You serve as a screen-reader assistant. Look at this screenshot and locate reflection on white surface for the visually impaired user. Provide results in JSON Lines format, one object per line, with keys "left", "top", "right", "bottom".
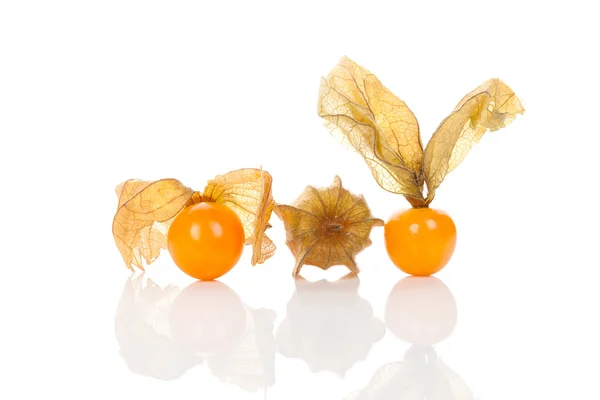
{"left": 276, "top": 274, "right": 385, "bottom": 377}
{"left": 346, "top": 277, "right": 474, "bottom": 400}
{"left": 115, "top": 275, "right": 200, "bottom": 380}
{"left": 385, "top": 277, "right": 457, "bottom": 346}
{"left": 345, "top": 345, "right": 474, "bottom": 400}
{"left": 115, "top": 274, "right": 276, "bottom": 392}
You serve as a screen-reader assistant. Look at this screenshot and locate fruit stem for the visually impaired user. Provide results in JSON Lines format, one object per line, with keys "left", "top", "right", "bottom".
{"left": 405, "top": 195, "right": 428, "bottom": 208}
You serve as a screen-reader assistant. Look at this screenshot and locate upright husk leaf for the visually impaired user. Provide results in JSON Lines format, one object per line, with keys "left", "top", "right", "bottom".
{"left": 423, "top": 78, "right": 524, "bottom": 202}
{"left": 203, "top": 168, "right": 276, "bottom": 265}
{"left": 318, "top": 56, "right": 425, "bottom": 207}
{"left": 112, "top": 179, "right": 199, "bottom": 271}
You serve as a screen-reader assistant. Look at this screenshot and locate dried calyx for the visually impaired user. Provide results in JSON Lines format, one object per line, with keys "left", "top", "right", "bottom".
{"left": 275, "top": 176, "right": 383, "bottom": 277}
{"left": 317, "top": 56, "right": 525, "bottom": 207}
{"left": 112, "top": 168, "right": 275, "bottom": 271}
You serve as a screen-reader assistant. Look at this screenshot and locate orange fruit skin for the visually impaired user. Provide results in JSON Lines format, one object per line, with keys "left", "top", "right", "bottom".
{"left": 167, "top": 202, "right": 245, "bottom": 280}
{"left": 384, "top": 208, "right": 457, "bottom": 276}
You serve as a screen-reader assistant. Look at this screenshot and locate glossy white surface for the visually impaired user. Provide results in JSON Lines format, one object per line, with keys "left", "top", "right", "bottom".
{"left": 1, "top": 0, "right": 599, "bottom": 398}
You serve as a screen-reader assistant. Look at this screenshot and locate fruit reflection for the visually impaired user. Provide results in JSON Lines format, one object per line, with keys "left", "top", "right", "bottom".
{"left": 385, "top": 276, "right": 457, "bottom": 345}
{"left": 115, "top": 274, "right": 276, "bottom": 392}
{"left": 345, "top": 344, "right": 474, "bottom": 400}
{"left": 170, "top": 281, "right": 247, "bottom": 356}
{"left": 208, "top": 307, "right": 277, "bottom": 392}
{"left": 114, "top": 275, "right": 200, "bottom": 380}
{"left": 276, "top": 274, "right": 385, "bottom": 377}
{"left": 346, "top": 276, "right": 473, "bottom": 399}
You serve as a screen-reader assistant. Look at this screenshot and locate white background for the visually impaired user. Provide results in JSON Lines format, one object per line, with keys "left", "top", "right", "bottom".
{"left": 1, "top": 0, "right": 599, "bottom": 399}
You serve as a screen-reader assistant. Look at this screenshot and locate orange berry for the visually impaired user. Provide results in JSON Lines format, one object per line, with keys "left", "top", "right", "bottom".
{"left": 167, "top": 202, "right": 245, "bottom": 280}
{"left": 384, "top": 208, "right": 457, "bottom": 276}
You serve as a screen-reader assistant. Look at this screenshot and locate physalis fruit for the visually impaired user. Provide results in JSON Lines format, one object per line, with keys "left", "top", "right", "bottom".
{"left": 112, "top": 168, "right": 275, "bottom": 280}
{"left": 318, "top": 57, "right": 524, "bottom": 276}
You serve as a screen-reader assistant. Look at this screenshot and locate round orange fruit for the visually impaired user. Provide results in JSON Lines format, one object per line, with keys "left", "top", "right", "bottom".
{"left": 384, "top": 208, "right": 457, "bottom": 276}
{"left": 167, "top": 202, "right": 245, "bottom": 280}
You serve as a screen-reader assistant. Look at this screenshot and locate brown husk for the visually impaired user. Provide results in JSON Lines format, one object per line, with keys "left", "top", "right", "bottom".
{"left": 274, "top": 176, "right": 383, "bottom": 277}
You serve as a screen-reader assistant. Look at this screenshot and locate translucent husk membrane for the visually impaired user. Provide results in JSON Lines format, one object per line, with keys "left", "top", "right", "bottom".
{"left": 318, "top": 56, "right": 525, "bottom": 207}
{"left": 112, "top": 168, "right": 275, "bottom": 271}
